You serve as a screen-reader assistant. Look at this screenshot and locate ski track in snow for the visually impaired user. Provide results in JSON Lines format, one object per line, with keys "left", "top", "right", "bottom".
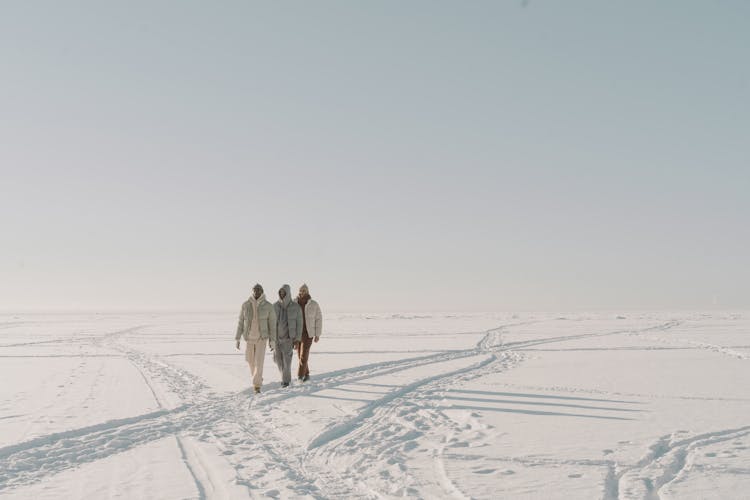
{"left": 0, "top": 317, "right": 738, "bottom": 499}
{"left": 611, "top": 426, "right": 750, "bottom": 500}
{"left": 621, "top": 323, "right": 749, "bottom": 361}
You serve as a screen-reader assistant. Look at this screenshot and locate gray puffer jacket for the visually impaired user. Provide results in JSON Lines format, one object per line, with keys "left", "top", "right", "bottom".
{"left": 274, "top": 284, "right": 303, "bottom": 342}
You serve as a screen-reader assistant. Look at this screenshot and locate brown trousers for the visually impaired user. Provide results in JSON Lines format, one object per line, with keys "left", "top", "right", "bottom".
{"left": 296, "top": 331, "right": 313, "bottom": 378}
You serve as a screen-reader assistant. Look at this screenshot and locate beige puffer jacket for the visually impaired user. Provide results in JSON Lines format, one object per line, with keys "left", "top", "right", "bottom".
{"left": 235, "top": 294, "right": 278, "bottom": 342}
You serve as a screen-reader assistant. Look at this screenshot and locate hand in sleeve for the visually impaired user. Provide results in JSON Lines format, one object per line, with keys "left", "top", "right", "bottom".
{"left": 269, "top": 308, "right": 278, "bottom": 344}
{"left": 235, "top": 306, "right": 245, "bottom": 346}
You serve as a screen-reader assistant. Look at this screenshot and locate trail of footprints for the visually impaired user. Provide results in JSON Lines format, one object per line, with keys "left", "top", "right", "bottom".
{"left": 3, "top": 319, "right": 730, "bottom": 500}
{"left": 0, "top": 321, "right": 513, "bottom": 497}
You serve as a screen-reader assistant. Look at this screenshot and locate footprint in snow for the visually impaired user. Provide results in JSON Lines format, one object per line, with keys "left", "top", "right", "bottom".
{"left": 402, "top": 441, "right": 418, "bottom": 452}
{"left": 705, "top": 452, "right": 717, "bottom": 457}
{"left": 602, "top": 449, "right": 613, "bottom": 455}
{"left": 568, "top": 473, "right": 583, "bottom": 478}
{"left": 473, "top": 468, "right": 496, "bottom": 475}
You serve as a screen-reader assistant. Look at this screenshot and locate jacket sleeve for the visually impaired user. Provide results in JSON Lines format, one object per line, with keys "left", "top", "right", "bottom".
{"left": 235, "top": 304, "right": 245, "bottom": 341}
{"left": 273, "top": 303, "right": 280, "bottom": 337}
{"left": 295, "top": 304, "right": 303, "bottom": 341}
{"left": 268, "top": 306, "right": 278, "bottom": 343}
{"left": 314, "top": 302, "right": 323, "bottom": 338}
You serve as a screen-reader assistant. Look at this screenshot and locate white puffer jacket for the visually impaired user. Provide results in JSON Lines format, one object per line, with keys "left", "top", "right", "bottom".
{"left": 300, "top": 298, "right": 323, "bottom": 338}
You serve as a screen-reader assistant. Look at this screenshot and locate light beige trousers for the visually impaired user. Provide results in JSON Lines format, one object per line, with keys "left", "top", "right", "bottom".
{"left": 245, "top": 337, "right": 266, "bottom": 388}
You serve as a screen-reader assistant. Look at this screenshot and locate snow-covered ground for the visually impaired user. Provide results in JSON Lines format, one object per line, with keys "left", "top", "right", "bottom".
{"left": 0, "top": 311, "right": 748, "bottom": 499}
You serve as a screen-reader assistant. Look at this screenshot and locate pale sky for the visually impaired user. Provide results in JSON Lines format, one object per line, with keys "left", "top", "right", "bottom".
{"left": 1, "top": 1, "right": 748, "bottom": 312}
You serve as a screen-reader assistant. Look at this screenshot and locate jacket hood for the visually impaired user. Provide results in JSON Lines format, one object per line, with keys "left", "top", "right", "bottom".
{"left": 278, "top": 284, "right": 292, "bottom": 307}
{"left": 249, "top": 293, "right": 266, "bottom": 305}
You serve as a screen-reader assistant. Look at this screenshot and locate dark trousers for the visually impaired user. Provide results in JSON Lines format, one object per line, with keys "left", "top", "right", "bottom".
{"left": 296, "top": 331, "right": 313, "bottom": 378}
{"left": 274, "top": 338, "right": 294, "bottom": 384}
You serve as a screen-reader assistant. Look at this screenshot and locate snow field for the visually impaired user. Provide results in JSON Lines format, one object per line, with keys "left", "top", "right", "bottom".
{"left": 0, "top": 311, "right": 748, "bottom": 499}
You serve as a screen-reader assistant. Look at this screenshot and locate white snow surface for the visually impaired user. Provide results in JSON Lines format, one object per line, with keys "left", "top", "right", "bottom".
{"left": 1, "top": 311, "right": 748, "bottom": 499}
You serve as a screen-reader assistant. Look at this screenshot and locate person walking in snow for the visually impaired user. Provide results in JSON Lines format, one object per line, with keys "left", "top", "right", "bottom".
{"left": 273, "top": 284, "right": 303, "bottom": 387}
{"left": 295, "top": 283, "right": 322, "bottom": 382}
{"left": 235, "top": 284, "right": 277, "bottom": 394}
